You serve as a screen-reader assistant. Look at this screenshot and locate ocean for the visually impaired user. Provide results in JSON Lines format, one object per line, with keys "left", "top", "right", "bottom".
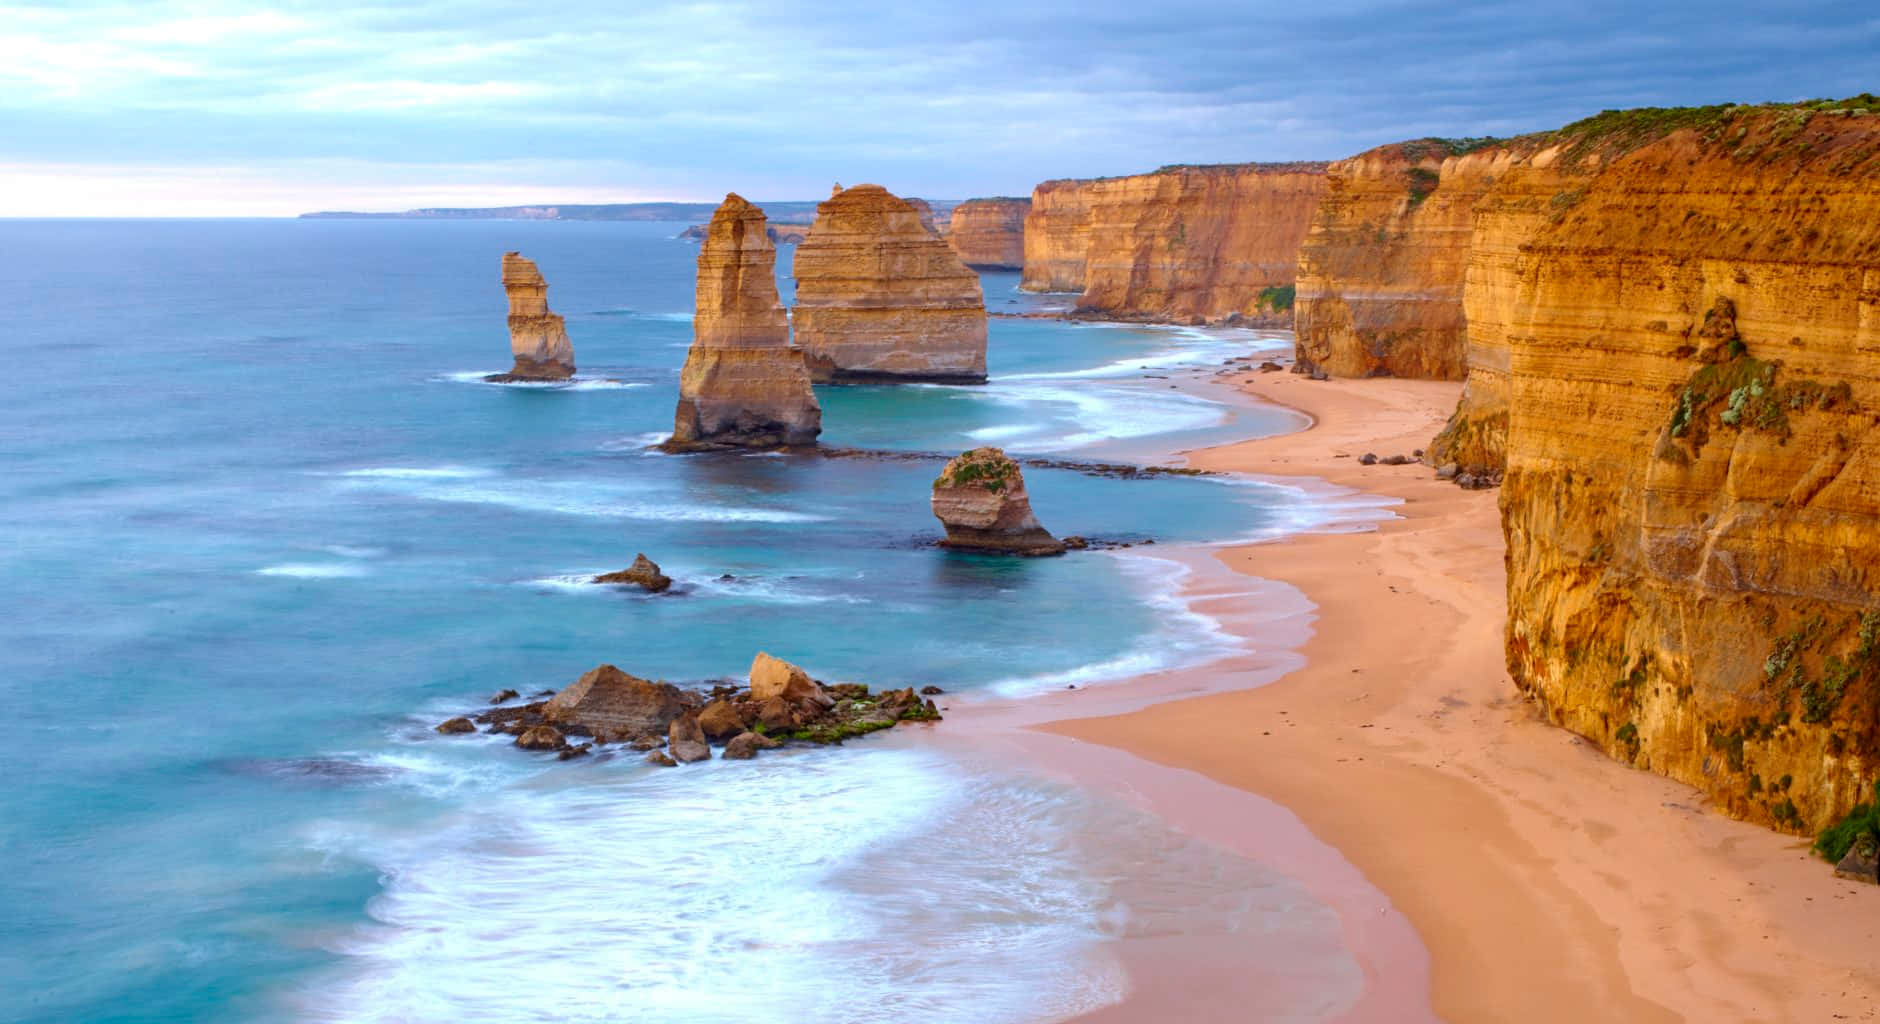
{"left": 2, "top": 218, "right": 1372, "bottom": 1021}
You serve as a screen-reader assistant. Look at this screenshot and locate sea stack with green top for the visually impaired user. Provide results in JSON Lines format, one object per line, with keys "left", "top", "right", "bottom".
{"left": 931, "top": 447, "right": 1066, "bottom": 556}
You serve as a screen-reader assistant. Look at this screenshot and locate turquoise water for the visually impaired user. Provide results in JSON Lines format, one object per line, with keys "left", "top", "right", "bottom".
{"left": 0, "top": 219, "right": 1354, "bottom": 1022}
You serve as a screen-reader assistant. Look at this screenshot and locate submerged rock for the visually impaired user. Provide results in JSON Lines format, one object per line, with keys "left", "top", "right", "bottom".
{"left": 435, "top": 716, "right": 476, "bottom": 735}
{"left": 931, "top": 447, "right": 1066, "bottom": 556}
{"left": 722, "top": 730, "right": 781, "bottom": 760}
{"left": 664, "top": 194, "right": 822, "bottom": 451}
{"left": 515, "top": 724, "right": 566, "bottom": 751}
{"left": 593, "top": 553, "right": 673, "bottom": 593}
{"left": 487, "top": 252, "right": 575, "bottom": 381}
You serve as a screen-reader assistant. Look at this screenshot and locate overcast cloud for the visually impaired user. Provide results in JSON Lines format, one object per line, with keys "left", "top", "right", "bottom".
{"left": 2, "top": 0, "right": 1874, "bottom": 214}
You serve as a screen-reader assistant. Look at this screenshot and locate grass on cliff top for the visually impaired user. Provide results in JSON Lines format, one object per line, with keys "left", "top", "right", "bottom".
{"left": 935, "top": 450, "right": 1018, "bottom": 493}
{"left": 1397, "top": 137, "right": 1504, "bottom": 162}
{"left": 1553, "top": 94, "right": 1880, "bottom": 164}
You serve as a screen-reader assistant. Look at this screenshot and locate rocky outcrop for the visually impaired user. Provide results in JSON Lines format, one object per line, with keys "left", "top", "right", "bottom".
{"left": 489, "top": 252, "right": 576, "bottom": 381}
{"left": 1019, "top": 164, "right": 1328, "bottom": 324}
{"left": 542, "top": 664, "right": 694, "bottom": 742}
{"left": 1484, "top": 100, "right": 1880, "bottom": 836}
{"left": 947, "top": 197, "right": 1030, "bottom": 269}
{"left": 593, "top": 554, "right": 672, "bottom": 592}
{"left": 931, "top": 447, "right": 1066, "bottom": 555}
{"left": 791, "top": 185, "right": 988, "bottom": 384}
{"left": 665, "top": 194, "right": 823, "bottom": 451}
{"left": 437, "top": 655, "right": 943, "bottom": 757}
{"left": 1293, "top": 140, "right": 1504, "bottom": 379}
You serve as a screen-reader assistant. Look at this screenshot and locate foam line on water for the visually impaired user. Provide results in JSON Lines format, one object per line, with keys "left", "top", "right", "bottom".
{"left": 301, "top": 746, "right": 1123, "bottom": 1023}
{"left": 339, "top": 474, "right": 829, "bottom": 524}
{"left": 437, "top": 371, "right": 648, "bottom": 390}
{"left": 255, "top": 563, "right": 370, "bottom": 579}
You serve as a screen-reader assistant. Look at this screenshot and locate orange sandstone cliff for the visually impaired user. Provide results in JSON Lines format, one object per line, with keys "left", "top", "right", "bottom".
{"left": 791, "top": 185, "right": 988, "bottom": 384}
{"left": 1020, "top": 164, "right": 1328, "bottom": 324}
{"left": 665, "top": 194, "right": 821, "bottom": 450}
{"left": 1293, "top": 140, "right": 1504, "bottom": 379}
{"left": 491, "top": 252, "right": 576, "bottom": 380}
{"left": 946, "top": 197, "right": 1030, "bottom": 270}
{"left": 1486, "top": 102, "right": 1880, "bottom": 835}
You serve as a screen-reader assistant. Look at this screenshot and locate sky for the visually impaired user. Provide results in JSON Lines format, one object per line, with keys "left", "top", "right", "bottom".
{"left": 2, "top": 1, "right": 1875, "bottom": 216}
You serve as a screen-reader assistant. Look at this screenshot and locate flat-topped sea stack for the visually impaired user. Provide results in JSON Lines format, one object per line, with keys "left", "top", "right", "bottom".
{"left": 1020, "top": 163, "right": 1328, "bottom": 324}
{"left": 488, "top": 252, "right": 576, "bottom": 381}
{"left": 947, "top": 197, "right": 1030, "bottom": 270}
{"left": 664, "top": 194, "right": 822, "bottom": 451}
{"left": 791, "top": 184, "right": 988, "bottom": 384}
{"left": 931, "top": 447, "right": 1065, "bottom": 556}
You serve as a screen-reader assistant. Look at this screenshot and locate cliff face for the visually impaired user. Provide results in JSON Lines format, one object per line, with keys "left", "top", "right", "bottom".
{"left": 947, "top": 197, "right": 1030, "bottom": 270}
{"left": 1490, "top": 103, "right": 1880, "bottom": 834}
{"left": 1019, "top": 164, "right": 1328, "bottom": 323}
{"left": 666, "top": 194, "right": 822, "bottom": 450}
{"left": 791, "top": 184, "right": 988, "bottom": 384}
{"left": 1293, "top": 142, "right": 1503, "bottom": 380}
{"left": 494, "top": 252, "right": 575, "bottom": 380}
{"left": 1020, "top": 179, "right": 1092, "bottom": 292}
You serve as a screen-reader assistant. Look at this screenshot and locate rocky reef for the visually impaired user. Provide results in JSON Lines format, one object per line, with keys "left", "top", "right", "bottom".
{"left": 435, "top": 654, "right": 943, "bottom": 761}
{"left": 1019, "top": 163, "right": 1328, "bottom": 324}
{"left": 665, "top": 194, "right": 822, "bottom": 451}
{"left": 488, "top": 252, "right": 576, "bottom": 381}
{"left": 593, "top": 553, "right": 671, "bottom": 592}
{"left": 946, "top": 197, "right": 1030, "bottom": 270}
{"left": 931, "top": 447, "right": 1066, "bottom": 555}
{"left": 1479, "top": 100, "right": 1880, "bottom": 837}
{"left": 791, "top": 184, "right": 988, "bottom": 384}
{"left": 1293, "top": 139, "right": 1503, "bottom": 379}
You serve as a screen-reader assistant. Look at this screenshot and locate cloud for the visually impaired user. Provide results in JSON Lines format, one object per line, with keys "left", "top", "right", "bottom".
{"left": 3, "top": 0, "right": 1874, "bottom": 214}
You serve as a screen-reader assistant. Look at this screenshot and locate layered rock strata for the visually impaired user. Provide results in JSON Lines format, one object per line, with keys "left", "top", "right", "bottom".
{"left": 1485, "top": 101, "right": 1880, "bottom": 835}
{"left": 791, "top": 185, "right": 988, "bottom": 384}
{"left": 947, "top": 197, "right": 1030, "bottom": 269}
{"left": 665, "top": 194, "right": 822, "bottom": 451}
{"left": 1293, "top": 140, "right": 1503, "bottom": 379}
{"left": 490, "top": 252, "right": 575, "bottom": 380}
{"left": 1019, "top": 164, "right": 1328, "bottom": 324}
{"left": 931, "top": 447, "right": 1066, "bottom": 555}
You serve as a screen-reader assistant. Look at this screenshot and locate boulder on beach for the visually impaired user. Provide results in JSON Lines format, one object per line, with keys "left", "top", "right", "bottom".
{"left": 930, "top": 447, "right": 1066, "bottom": 556}
{"left": 749, "top": 651, "right": 833, "bottom": 706}
{"left": 697, "top": 699, "right": 749, "bottom": 741}
{"left": 542, "top": 664, "right": 693, "bottom": 742}
{"left": 593, "top": 553, "right": 673, "bottom": 593}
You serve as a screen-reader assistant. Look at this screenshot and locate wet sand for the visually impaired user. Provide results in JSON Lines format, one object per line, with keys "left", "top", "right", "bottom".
{"left": 999, "top": 368, "right": 1879, "bottom": 1021}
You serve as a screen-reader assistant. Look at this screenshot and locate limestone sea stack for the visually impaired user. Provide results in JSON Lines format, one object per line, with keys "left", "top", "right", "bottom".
{"left": 931, "top": 447, "right": 1065, "bottom": 555}
{"left": 947, "top": 197, "right": 1030, "bottom": 270}
{"left": 664, "top": 194, "right": 822, "bottom": 451}
{"left": 489, "top": 252, "right": 576, "bottom": 381}
{"left": 791, "top": 184, "right": 988, "bottom": 384}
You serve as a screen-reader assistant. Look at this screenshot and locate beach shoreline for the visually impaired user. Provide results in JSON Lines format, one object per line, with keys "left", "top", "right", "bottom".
{"left": 969, "top": 367, "right": 1879, "bottom": 1022}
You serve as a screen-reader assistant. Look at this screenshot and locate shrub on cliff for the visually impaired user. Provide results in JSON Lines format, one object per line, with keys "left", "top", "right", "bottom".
{"left": 1815, "top": 781, "right": 1880, "bottom": 864}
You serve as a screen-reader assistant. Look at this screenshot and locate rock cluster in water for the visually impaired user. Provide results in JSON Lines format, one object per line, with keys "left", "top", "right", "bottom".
{"left": 931, "top": 447, "right": 1066, "bottom": 555}
{"left": 791, "top": 184, "right": 988, "bottom": 384}
{"left": 488, "top": 252, "right": 576, "bottom": 381}
{"left": 435, "top": 654, "right": 942, "bottom": 762}
{"left": 665, "top": 194, "right": 823, "bottom": 451}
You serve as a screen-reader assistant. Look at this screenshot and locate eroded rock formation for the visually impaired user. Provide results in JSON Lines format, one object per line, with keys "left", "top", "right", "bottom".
{"left": 1293, "top": 140, "right": 1504, "bottom": 379}
{"left": 665, "top": 194, "right": 822, "bottom": 451}
{"left": 791, "top": 184, "right": 988, "bottom": 384}
{"left": 931, "top": 447, "right": 1066, "bottom": 555}
{"left": 947, "top": 197, "right": 1030, "bottom": 270}
{"left": 490, "top": 252, "right": 576, "bottom": 381}
{"left": 593, "top": 554, "right": 672, "bottom": 592}
{"left": 1019, "top": 164, "right": 1328, "bottom": 324}
{"left": 1482, "top": 101, "right": 1880, "bottom": 835}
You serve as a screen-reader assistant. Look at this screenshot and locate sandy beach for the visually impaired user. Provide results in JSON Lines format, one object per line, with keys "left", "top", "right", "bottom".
{"left": 998, "top": 368, "right": 1880, "bottom": 1021}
